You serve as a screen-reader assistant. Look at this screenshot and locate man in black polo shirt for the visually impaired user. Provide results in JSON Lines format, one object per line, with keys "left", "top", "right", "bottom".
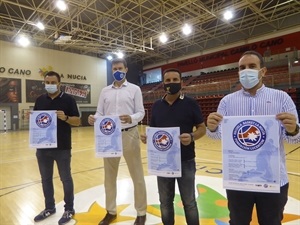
{"left": 33, "top": 71, "right": 80, "bottom": 225}
{"left": 141, "top": 68, "right": 206, "bottom": 225}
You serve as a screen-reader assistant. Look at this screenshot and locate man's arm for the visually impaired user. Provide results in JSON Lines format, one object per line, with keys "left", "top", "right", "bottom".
{"left": 89, "top": 89, "right": 105, "bottom": 126}
{"left": 206, "top": 96, "right": 227, "bottom": 140}
{"left": 63, "top": 114, "right": 80, "bottom": 126}
{"left": 180, "top": 122, "right": 206, "bottom": 146}
{"left": 64, "top": 96, "right": 81, "bottom": 126}
{"left": 130, "top": 87, "right": 145, "bottom": 124}
{"left": 193, "top": 122, "right": 206, "bottom": 140}
{"left": 276, "top": 93, "right": 300, "bottom": 144}
{"left": 56, "top": 98, "right": 81, "bottom": 126}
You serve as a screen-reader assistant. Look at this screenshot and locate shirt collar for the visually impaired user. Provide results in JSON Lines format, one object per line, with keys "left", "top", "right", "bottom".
{"left": 46, "top": 91, "right": 64, "bottom": 99}
{"left": 112, "top": 79, "right": 128, "bottom": 88}
{"left": 162, "top": 92, "right": 185, "bottom": 101}
{"left": 242, "top": 84, "right": 266, "bottom": 96}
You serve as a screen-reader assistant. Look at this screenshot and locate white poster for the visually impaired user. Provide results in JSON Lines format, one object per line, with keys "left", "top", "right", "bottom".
{"left": 221, "top": 115, "right": 280, "bottom": 193}
{"left": 29, "top": 110, "right": 57, "bottom": 148}
{"left": 94, "top": 116, "right": 122, "bottom": 157}
{"left": 146, "top": 127, "right": 181, "bottom": 177}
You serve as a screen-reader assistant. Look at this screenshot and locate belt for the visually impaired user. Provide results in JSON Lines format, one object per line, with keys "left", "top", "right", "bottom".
{"left": 121, "top": 125, "right": 137, "bottom": 132}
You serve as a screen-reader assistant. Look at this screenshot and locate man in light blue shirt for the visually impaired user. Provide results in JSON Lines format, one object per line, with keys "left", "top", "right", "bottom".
{"left": 207, "top": 50, "right": 300, "bottom": 225}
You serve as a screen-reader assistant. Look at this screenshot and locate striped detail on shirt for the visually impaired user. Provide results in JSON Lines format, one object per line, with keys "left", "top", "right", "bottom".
{"left": 206, "top": 85, "right": 300, "bottom": 187}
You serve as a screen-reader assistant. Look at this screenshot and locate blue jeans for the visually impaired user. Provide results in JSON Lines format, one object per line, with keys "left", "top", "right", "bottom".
{"left": 157, "top": 159, "right": 199, "bottom": 225}
{"left": 36, "top": 149, "right": 74, "bottom": 211}
{"left": 227, "top": 183, "right": 289, "bottom": 225}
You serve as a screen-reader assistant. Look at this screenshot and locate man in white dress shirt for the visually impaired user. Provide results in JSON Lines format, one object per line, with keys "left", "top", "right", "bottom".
{"left": 88, "top": 58, "right": 147, "bottom": 225}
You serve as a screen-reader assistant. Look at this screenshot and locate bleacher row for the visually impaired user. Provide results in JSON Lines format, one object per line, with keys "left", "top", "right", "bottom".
{"left": 141, "top": 66, "right": 300, "bottom": 125}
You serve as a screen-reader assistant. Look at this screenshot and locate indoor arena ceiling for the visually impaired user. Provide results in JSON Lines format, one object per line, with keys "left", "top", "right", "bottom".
{"left": 1, "top": 0, "right": 300, "bottom": 66}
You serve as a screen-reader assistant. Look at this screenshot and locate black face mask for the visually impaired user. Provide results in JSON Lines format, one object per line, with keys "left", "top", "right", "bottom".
{"left": 163, "top": 83, "right": 181, "bottom": 95}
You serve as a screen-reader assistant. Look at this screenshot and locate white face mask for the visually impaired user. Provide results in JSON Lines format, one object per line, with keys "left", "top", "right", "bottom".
{"left": 45, "top": 84, "right": 58, "bottom": 94}
{"left": 239, "top": 69, "right": 261, "bottom": 89}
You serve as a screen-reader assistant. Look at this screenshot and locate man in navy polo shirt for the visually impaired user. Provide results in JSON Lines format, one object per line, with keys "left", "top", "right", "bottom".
{"left": 141, "top": 68, "right": 206, "bottom": 225}
{"left": 33, "top": 71, "right": 80, "bottom": 225}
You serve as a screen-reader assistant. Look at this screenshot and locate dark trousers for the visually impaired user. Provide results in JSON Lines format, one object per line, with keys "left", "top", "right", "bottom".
{"left": 157, "top": 159, "right": 199, "bottom": 225}
{"left": 36, "top": 149, "right": 74, "bottom": 211}
{"left": 226, "top": 183, "right": 289, "bottom": 225}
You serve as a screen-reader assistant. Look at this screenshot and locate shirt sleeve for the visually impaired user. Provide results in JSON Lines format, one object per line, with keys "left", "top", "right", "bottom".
{"left": 192, "top": 98, "right": 204, "bottom": 125}
{"left": 281, "top": 93, "right": 300, "bottom": 144}
{"left": 131, "top": 86, "right": 145, "bottom": 124}
{"left": 69, "top": 96, "right": 80, "bottom": 117}
{"left": 95, "top": 89, "right": 104, "bottom": 118}
{"left": 206, "top": 97, "right": 225, "bottom": 140}
{"left": 33, "top": 95, "right": 41, "bottom": 110}
{"left": 150, "top": 102, "right": 157, "bottom": 127}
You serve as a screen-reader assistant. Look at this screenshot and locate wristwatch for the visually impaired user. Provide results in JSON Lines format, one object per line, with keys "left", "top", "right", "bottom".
{"left": 286, "top": 124, "right": 299, "bottom": 136}
{"left": 64, "top": 115, "right": 69, "bottom": 122}
{"left": 189, "top": 133, "right": 194, "bottom": 142}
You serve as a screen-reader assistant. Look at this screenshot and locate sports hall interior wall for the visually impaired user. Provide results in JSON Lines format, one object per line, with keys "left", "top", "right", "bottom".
{"left": 0, "top": 31, "right": 300, "bottom": 130}
{"left": 140, "top": 31, "right": 300, "bottom": 125}
{"left": 0, "top": 40, "right": 107, "bottom": 130}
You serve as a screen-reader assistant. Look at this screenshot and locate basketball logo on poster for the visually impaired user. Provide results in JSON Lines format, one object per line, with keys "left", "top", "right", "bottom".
{"left": 152, "top": 130, "right": 173, "bottom": 151}
{"left": 99, "top": 118, "right": 116, "bottom": 135}
{"left": 232, "top": 120, "right": 266, "bottom": 151}
{"left": 35, "top": 113, "right": 52, "bottom": 128}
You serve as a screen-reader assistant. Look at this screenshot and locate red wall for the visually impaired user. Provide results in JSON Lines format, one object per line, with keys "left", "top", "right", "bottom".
{"left": 146, "top": 31, "right": 300, "bottom": 73}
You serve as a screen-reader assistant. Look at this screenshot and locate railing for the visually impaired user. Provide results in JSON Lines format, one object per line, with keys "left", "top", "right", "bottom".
{"left": 142, "top": 72, "right": 300, "bottom": 103}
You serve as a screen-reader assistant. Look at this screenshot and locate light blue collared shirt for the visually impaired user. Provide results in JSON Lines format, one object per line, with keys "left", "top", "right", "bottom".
{"left": 207, "top": 85, "right": 300, "bottom": 186}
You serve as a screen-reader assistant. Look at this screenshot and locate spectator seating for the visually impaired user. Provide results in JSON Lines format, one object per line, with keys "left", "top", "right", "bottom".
{"left": 140, "top": 66, "right": 300, "bottom": 125}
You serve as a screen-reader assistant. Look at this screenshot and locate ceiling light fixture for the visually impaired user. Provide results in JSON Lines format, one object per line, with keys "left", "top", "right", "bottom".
{"left": 159, "top": 33, "right": 168, "bottom": 43}
{"left": 116, "top": 51, "right": 124, "bottom": 58}
{"left": 106, "top": 55, "right": 113, "bottom": 60}
{"left": 36, "top": 22, "right": 45, "bottom": 30}
{"left": 223, "top": 10, "right": 233, "bottom": 21}
{"left": 56, "top": 0, "right": 67, "bottom": 11}
{"left": 182, "top": 24, "right": 192, "bottom": 35}
{"left": 17, "top": 35, "right": 30, "bottom": 47}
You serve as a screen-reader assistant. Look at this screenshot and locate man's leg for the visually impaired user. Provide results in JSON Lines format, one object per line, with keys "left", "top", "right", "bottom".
{"left": 157, "top": 177, "right": 176, "bottom": 225}
{"left": 36, "top": 150, "right": 55, "bottom": 210}
{"left": 256, "top": 183, "right": 289, "bottom": 225}
{"left": 226, "top": 190, "right": 255, "bottom": 225}
{"left": 177, "top": 159, "right": 199, "bottom": 225}
{"left": 103, "top": 157, "right": 121, "bottom": 215}
{"left": 122, "top": 128, "right": 147, "bottom": 216}
{"left": 55, "top": 150, "right": 74, "bottom": 211}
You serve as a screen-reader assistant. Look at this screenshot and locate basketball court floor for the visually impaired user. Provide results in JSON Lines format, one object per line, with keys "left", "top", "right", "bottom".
{"left": 0, "top": 126, "right": 299, "bottom": 225}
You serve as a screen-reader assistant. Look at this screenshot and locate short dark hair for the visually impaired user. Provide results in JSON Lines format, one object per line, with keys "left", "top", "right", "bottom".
{"left": 162, "top": 68, "right": 182, "bottom": 80}
{"left": 112, "top": 58, "right": 127, "bottom": 68}
{"left": 241, "top": 51, "right": 265, "bottom": 68}
{"left": 44, "top": 71, "right": 61, "bottom": 82}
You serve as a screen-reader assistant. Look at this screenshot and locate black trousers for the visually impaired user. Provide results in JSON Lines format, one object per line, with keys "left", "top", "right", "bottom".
{"left": 226, "top": 183, "right": 289, "bottom": 225}
{"left": 36, "top": 149, "right": 74, "bottom": 211}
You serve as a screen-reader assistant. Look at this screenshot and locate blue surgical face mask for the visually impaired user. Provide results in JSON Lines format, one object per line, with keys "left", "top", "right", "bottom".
{"left": 239, "top": 69, "right": 261, "bottom": 89}
{"left": 45, "top": 84, "right": 58, "bottom": 94}
{"left": 113, "top": 70, "right": 126, "bottom": 81}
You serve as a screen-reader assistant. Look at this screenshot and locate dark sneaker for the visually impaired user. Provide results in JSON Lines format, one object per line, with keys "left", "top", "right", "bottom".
{"left": 34, "top": 208, "right": 56, "bottom": 222}
{"left": 58, "top": 209, "right": 75, "bottom": 225}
